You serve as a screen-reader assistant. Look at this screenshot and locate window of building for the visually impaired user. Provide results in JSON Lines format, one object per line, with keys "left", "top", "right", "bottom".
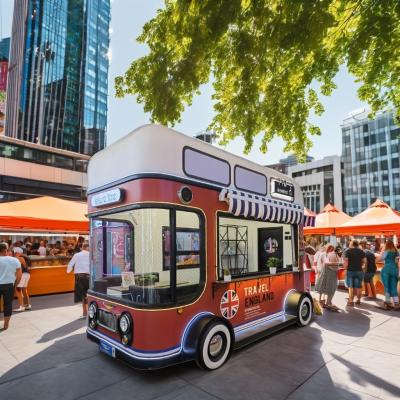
{"left": 392, "top": 158, "right": 400, "bottom": 169}
{"left": 380, "top": 146, "right": 387, "bottom": 156}
{"left": 390, "top": 128, "right": 400, "bottom": 141}
{"left": 380, "top": 160, "right": 388, "bottom": 170}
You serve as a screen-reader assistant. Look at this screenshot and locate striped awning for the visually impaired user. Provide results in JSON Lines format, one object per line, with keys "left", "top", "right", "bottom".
{"left": 219, "top": 189, "right": 315, "bottom": 227}
{"left": 303, "top": 214, "right": 316, "bottom": 227}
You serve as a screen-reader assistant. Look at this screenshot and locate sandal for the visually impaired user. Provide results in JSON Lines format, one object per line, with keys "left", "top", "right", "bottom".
{"left": 355, "top": 299, "right": 361, "bottom": 305}
{"left": 347, "top": 302, "right": 354, "bottom": 307}
{"left": 383, "top": 302, "right": 393, "bottom": 310}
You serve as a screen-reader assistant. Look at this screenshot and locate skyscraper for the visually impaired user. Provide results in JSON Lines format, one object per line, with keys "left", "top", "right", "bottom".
{"left": 5, "top": 0, "right": 110, "bottom": 156}
{"left": 342, "top": 109, "right": 400, "bottom": 215}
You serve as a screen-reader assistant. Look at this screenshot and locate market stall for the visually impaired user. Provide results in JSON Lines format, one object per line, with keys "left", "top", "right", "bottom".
{"left": 304, "top": 204, "right": 351, "bottom": 284}
{"left": 336, "top": 199, "right": 400, "bottom": 295}
{"left": 0, "top": 196, "right": 89, "bottom": 295}
{"left": 304, "top": 203, "right": 352, "bottom": 236}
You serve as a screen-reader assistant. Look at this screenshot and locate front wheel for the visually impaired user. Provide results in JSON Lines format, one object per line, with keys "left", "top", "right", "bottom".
{"left": 197, "top": 321, "right": 232, "bottom": 370}
{"left": 297, "top": 295, "right": 313, "bottom": 327}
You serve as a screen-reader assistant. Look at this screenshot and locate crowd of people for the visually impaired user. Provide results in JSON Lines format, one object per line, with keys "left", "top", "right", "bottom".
{"left": 0, "top": 236, "right": 89, "bottom": 331}
{"left": 305, "top": 238, "right": 400, "bottom": 311}
{"left": 3, "top": 236, "right": 86, "bottom": 257}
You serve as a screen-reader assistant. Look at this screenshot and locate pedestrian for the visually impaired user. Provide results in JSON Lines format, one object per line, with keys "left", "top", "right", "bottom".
{"left": 315, "top": 244, "right": 340, "bottom": 310}
{"left": 67, "top": 242, "right": 90, "bottom": 318}
{"left": 38, "top": 240, "right": 47, "bottom": 256}
{"left": 0, "top": 242, "right": 22, "bottom": 330}
{"left": 379, "top": 240, "right": 399, "bottom": 310}
{"left": 313, "top": 243, "right": 326, "bottom": 280}
{"left": 343, "top": 239, "right": 366, "bottom": 306}
{"left": 304, "top": 239, "right": 317, "bottom": 269}
{"left": 360, "top": 240, "right": 377, "bottom": 299}
{"left": 13, "top": 247, "right": 32, "bottom": 312}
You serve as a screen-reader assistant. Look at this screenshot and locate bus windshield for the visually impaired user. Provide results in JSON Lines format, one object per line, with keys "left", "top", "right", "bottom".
{"left": 90, "top": 206, "right": 205, "bottom": 308}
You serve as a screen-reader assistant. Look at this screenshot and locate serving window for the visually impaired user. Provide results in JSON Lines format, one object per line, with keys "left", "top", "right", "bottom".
{"left": 90, "top": 206, "right": 205, "bottom": 308}
{"left": 218, "top": 214, "right": 298, "bottom": 279}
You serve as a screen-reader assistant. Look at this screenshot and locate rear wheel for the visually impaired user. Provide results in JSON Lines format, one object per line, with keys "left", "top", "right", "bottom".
{"left": 197, "top": 321, "right": 231, "bottom": 370}
{"left": 297, "top": 295, "right": 313, "bottom": 327}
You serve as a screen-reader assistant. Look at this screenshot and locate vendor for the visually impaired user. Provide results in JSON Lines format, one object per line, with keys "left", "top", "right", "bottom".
{"left": 67, "top": 242, "right": 90, "bottom": 318}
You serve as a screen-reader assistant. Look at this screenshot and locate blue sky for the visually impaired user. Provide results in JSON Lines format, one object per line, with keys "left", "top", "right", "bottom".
{"left": 1, "top": 0, "right": 367, "bottom": 164}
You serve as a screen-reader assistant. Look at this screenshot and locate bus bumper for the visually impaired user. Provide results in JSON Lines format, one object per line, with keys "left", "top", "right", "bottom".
{"left": 86, "top": 328, "right": 189, "bottom": 370}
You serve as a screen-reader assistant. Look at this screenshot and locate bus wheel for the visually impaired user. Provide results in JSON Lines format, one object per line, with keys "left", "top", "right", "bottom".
{"left": 297, "top": 295, "right": 313, "bottom": 327}
{"left": 197, "top": 321, "right": 231, "bottom": 370}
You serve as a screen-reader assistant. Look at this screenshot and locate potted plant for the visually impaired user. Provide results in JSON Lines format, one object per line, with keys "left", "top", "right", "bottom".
{"left": 266, "top": 257, "right": 281, "bottom": 274}
{"left": 223, "top": 266, "right": 231, "bottom": 282}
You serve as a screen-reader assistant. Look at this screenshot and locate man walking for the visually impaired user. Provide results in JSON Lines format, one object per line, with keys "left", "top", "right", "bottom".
{"left": 67, "top": 242, "right": 90, "bottom": 318}
{"left": 0, "top": 242, "right": 22, "bottom": 330}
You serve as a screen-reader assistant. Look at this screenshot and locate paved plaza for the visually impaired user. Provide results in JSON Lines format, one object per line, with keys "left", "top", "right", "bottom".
{"left": 0, "top": 290, "right": 399, "bottom": 400}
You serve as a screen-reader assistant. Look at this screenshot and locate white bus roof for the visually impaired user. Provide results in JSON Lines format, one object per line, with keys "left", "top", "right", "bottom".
{"left": 88, "top": 124, "right": 303, "bottom": 205}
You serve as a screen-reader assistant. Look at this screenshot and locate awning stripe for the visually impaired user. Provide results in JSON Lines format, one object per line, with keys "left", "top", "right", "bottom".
{"left": 220, "top": 189, "right": 314, "bottom": 226}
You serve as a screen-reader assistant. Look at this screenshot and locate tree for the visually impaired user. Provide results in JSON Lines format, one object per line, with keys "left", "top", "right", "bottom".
{"left": 115, "top": 0, "right": 400, "bottom": 159}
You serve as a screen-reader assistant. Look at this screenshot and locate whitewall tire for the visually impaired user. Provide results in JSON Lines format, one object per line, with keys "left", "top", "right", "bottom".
{"left": 297, "top": 295, "right": 312, "bottom": 327}
{"left": 197, "top": 322, "right": 231, "bottom": 370}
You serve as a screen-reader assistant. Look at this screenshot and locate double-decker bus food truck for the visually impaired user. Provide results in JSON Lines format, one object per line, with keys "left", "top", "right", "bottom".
{"left": 86, "top": 125, "right": 315, "bottom": 370}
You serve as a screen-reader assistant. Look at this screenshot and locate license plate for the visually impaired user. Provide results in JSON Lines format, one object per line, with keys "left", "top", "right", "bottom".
{"left": 99, "top": 340, "right": 116, "bottom": 358}
{"left": 98, "top": 309, "right": 117, "bottom": 331}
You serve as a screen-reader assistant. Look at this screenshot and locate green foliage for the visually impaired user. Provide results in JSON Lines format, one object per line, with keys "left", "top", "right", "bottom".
{"left": 0, "top": 91, "right": 5, "bottom": 103}
{"left": 115, "top": 0, "right": 400, "bottom": 159}
{"left": 266, "top": 257, "right": 282, "bottom": 269}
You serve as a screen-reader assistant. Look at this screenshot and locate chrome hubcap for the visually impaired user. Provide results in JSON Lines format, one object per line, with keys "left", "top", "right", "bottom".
{"left": 301, "top": 303, "right": 309, "bottom": 318}
{"left": 209, "top": 334, "right": 223, "bottom": 357}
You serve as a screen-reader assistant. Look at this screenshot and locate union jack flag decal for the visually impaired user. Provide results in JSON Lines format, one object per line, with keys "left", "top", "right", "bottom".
{"left": 220, "top": 290, "right": 239, "bottom": 320}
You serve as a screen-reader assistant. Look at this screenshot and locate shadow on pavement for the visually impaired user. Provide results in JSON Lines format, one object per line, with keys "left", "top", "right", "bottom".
{"left": 0, "top": 325, "right": 366, "bottom": 400}
{"left": 332, "top": 354, "right": 400, "bottom": 398}
{"left": 13, "top": 293, "right": 75, "bottom": 312}
{"left": 37, "top": 318, "right": 87, "bottom": 343}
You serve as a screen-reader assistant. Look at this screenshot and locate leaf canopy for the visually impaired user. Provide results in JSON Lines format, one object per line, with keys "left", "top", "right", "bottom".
{"left": 115, "top": 0, "right": 400, "bottom": 160}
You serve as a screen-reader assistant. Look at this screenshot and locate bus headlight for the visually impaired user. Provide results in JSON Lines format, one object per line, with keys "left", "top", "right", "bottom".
{"left": 88, "top": 302, "right": 97, "bottom": 329}
{"left": 88, "top": 303, "right": 97, "bottom": 319}
{"left": 119, "top": 314, "right": 130, "bottom": 333}
{"left": 118, "top": 312, "right": 133, "bottom": 346}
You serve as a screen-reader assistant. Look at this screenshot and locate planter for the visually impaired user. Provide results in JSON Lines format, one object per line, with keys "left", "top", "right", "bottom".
{"left": 269, "top": 267, "right": 277, "bottom": 275}
{"left": 223, "top": 274, "right": 231, "bottom": 282}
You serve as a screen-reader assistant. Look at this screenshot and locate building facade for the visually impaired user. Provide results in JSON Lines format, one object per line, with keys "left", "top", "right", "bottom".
{"left": 267, "top": 154, "right": 314, "bottom": 175}
{"left": 0, "top": 37, "right": 11, "bottom": 132}
{"left": 342, "top": 109, "right": 400, "bottom": 215}
{"left": 5, "top": 0, "right": 110, "bottom": 156}
{"left": 0, "top": 135, "right": 89, "bottom": 202}
{"left": 288, "top": 155, "right": 343, "bottom": 213}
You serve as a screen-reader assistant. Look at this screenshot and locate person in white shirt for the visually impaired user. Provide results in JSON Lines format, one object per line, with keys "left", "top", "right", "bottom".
{"left": 38, "top": 240, "right": 47, "bottom": 256}
{"left": 0, "top": 242, "right": 22, "bottom": 330}
{"left": 67, "top": 242, "right": 90, "bottom": 318}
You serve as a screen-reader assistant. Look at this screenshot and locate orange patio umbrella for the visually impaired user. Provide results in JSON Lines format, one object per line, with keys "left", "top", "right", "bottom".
{"left": 335, "top": 199, "right": 400, "bottom": 236}
{"left": 0, "top": 196, "right": 89, "bottom": 233}
{"left": 304, "top": 203, "right": 352, "bottom": 235}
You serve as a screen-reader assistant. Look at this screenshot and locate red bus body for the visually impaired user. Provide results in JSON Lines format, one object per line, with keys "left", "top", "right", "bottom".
{"left": 86, "top": 125, "right": 314, "bottom": 370}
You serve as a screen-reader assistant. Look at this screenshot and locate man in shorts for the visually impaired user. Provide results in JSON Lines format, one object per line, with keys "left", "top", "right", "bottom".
{"left": 67, "top": 242, "right": 90, "bottom": 318}
{"left": 0, "top": 242, "right": 22, "bottom": 330}
{"left": 343, "top": 240, "right": 366, "bottom": 306}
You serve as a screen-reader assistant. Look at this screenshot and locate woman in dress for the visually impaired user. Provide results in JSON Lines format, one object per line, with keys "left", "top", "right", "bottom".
{"left": 379, "top": 240, "right": 399, "bottom": 310}
{"left": 315, "top": 244, "right": 340, "bottom": 310}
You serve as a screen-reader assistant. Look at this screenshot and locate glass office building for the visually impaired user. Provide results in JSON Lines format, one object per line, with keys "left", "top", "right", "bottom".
{"left": 6, "top": 0, "right": 110, "bottom": 156}
{"left": 342, "top": 109, "right": 400, "bottom": 215}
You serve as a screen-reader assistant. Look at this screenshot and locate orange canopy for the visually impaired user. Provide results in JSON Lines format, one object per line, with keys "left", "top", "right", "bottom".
{"left": 0, "top": 196, "right": 89, "bottom": 233}
{"left": 335, "top": 199, "right": 400, "bottom": 236}
{"left": 304, "top": 204, "right": 352, "bottom": 235}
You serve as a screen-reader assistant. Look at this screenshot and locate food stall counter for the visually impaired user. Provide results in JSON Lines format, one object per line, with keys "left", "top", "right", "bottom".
{"left": 28, "top": 255, "right": 74, "bottom": 296}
